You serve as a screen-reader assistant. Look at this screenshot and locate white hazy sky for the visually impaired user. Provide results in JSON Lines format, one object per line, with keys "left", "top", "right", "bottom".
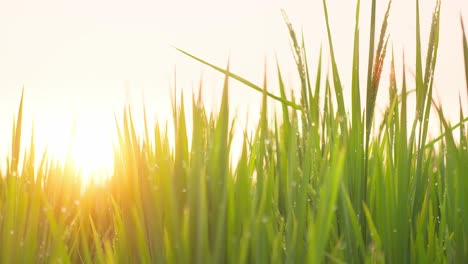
{"left": 0, "top": 0, "right": 467, "bottom": 169}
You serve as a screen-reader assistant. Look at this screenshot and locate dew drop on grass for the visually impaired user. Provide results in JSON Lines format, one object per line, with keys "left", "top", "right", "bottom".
{"left": 393, "top": 228, "right": 397, "bottom": 233}
{"left": 10, "top": 230, "right": 14, "bottom": 235}
{"left": 74, "top": 200, "right": 80, "bottom": 206}
{"left": 61, "top": 207, "right": 67, "bottom": 213}
{"left": 262, "top": 216, "right": 269, "bottom": 223}
{"left": 182, "top": 188, "right": 187, "bottom": 193}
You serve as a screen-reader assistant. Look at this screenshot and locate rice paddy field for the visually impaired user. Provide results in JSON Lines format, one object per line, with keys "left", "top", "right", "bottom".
{"left": 1, "top": 0, "right": 468, "bottom": 263}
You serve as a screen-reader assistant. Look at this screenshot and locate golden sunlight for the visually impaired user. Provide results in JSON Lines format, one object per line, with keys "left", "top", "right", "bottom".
{"left": 36, "top": 115, "right": 114, "bottom": 187}
{"left": 68, "top": 121, "right": 114, "bottom": 186}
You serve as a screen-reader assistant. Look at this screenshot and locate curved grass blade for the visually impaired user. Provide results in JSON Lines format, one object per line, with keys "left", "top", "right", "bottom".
{"left": 175, "top": 48, "right": 301, "bottom": 110}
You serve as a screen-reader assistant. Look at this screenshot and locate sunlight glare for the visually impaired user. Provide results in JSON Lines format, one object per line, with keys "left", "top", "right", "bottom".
{"left": 69, "top": 120, "right": 114, "bottom": 186}
{"left": 37, "top": 115, "right": 114, "bottom": 187}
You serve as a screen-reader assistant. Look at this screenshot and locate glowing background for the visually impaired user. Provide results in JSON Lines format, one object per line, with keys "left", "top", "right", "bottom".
{"left": 0, "top": 0, "right": 467, "bottom": 180}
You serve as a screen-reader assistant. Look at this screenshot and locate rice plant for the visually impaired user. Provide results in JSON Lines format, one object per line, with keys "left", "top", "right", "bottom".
{"left": 1, "top": 0, "right": 467, "bottom": 263}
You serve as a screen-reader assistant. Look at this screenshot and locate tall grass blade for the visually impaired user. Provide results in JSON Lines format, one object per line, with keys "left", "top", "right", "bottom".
{"left": 175, "top": 48, "right": 301, "bottom": 110}
{"left": 462, "top": 16, "right": 468, "bottom": 99}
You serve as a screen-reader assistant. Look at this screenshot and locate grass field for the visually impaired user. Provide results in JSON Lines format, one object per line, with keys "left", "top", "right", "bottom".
{"left": 1, "top": 0, "right": 468, "bottom": 263}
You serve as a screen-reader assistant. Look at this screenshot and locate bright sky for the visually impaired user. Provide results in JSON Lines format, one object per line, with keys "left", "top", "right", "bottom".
{"left": 0, "top": 0, "right": 467, "bottom": 178}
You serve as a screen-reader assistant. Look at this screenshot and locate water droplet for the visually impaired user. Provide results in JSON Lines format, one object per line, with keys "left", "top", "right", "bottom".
{"left": 10, "top": 230, "right": 14, "bottom": 235}
{"left": 61, "top": 207, "right": 67, "bottom": 213}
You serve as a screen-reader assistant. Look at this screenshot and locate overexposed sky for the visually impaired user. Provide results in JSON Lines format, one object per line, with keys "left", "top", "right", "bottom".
{"left": 0, "top": 0, "right": 467, "bottom": 170}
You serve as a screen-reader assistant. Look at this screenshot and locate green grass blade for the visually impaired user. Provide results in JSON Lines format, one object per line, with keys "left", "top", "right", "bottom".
{"left": 11, "top": 89, "right": 24, "bottom": 173}
{"left": 175, "top": 48, "right": 301, "bottom": 110}
{"left": 462, "top": 16, "right": 468, "bottom": 99}
{"left": 322, "top": 0, "right": 347, "bottom": 129}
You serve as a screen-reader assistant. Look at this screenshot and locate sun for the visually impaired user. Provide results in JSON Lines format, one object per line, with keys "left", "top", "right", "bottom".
{"left": 68, "top": 120, "right": 114, "bottom": 187}
{"left": 37, "top": 116, "right": 115, "bottom": 188}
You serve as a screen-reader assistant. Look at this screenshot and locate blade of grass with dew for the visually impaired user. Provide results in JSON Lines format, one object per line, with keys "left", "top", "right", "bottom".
{"left": 322, "top": 0, "right": 347, "bottom": 134}
{"left": 188, "top": 90, "right": 210, "bottom": 264}
{"left": 363, "top": 0, "right": 377, "bottom": 245}
{"left": 433, "top": 102, "right": 468, "bottom": 261}
{"left": 210, "top": 62, "right": 231, "bottom": 264}
{"left": 307, "top": 142, "right": 346, "bottom": 263}
{"left": 174, "top": 92, "right": 189, "bottom": 212}
{"left": 413, "top": 0, "right": 440, "bottom": 224}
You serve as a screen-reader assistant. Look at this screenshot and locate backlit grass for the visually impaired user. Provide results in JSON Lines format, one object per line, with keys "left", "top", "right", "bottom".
{"left": 1, "top": 0, "right": 468, "bottom": 262}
